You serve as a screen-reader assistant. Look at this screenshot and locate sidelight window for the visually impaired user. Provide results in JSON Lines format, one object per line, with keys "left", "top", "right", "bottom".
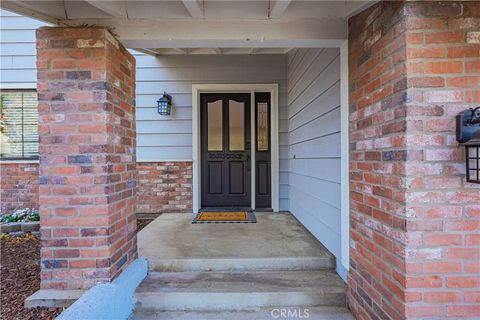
{"left": 257, "top": 102, "right": 269, "bottom": 151}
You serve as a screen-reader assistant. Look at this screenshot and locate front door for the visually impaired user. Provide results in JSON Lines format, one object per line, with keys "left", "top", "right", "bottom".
{"left": 200, "top": 93, "right": 251, "bottom": 207}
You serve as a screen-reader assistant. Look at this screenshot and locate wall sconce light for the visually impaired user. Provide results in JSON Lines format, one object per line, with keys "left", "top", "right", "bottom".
{"left": 456, "top": 107, "right": 480, "bottom": 183}
{"left": 157, "top": 92, "right": 172, "bottom": 116}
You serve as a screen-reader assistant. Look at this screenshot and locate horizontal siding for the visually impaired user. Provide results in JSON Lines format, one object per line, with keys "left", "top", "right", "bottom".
{"left": 0, "top": 10, "right": 49, "bottom": 89}
{"left": 133, "top": 53, "right": 287, "bottom": 160}
{"left": 287, "top": 48, "right": 341, "bottom": 259}
{"left": 1, "top": 10, "right": 290, "bottom": 210}
{"left": 133, "top": 51, "right": 289, "bottom": 210}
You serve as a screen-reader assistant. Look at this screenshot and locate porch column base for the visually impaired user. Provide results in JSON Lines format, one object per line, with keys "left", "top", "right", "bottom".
{"left": 25, "top": 289, "right": 84, "bottom": 308}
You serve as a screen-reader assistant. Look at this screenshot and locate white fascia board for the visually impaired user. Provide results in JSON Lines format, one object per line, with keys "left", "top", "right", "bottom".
{"left": 59, "top": 18, "right": 348, "bottom": 49}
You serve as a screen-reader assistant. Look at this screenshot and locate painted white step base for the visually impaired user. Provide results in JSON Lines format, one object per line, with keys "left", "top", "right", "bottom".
{"left": 130, "top": 307, "right": 354, "bottom": 320}
{"left": 134, "top": 270, "right": 346, "bottom": 311}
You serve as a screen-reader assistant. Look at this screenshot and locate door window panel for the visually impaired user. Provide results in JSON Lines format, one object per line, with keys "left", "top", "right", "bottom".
{"left": 257, "top": 102, "right": 269, "bottom": 151}
{"left": 207, "top": 100, "right": 223, "bottom": 151}
{"left": 229, "top": 100, "right": 244, "bottom": 151}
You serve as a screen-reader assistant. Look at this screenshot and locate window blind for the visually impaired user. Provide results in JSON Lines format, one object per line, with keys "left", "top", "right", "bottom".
{"left": 0, "top": 91, "right": 38, "bottom": 159}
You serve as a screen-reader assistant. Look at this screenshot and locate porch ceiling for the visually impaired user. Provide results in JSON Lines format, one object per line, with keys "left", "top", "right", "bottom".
{"left": 1, "top": 0, "right": 376, "bottom": 55}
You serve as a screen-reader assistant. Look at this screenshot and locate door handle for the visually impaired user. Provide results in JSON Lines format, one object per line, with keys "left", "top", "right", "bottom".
{"left": 246, "top": 154, "right": 251, "bottom": 172}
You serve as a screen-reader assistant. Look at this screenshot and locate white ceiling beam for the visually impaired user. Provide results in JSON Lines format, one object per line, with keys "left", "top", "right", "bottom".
{"left": 173, "top": 48, "right": 189, "bottom": 54}
{"left": 85, "top": 1, "right": 127, "bottom": 18}
{"left": 0, "top": 0, "right": 64, "bottom": 23}
{"left": 269, "top": 0, "right": 292, "bottom": 19}
{"left": 64, "top": 17, "right": 347, "bottom": 48}
{"left": 182, "top": 0, "right": 204, "bottom": 19}
{"left": 124, "top": 39, "right": 345, "bottom": 50}
{"left": 133, "top": 48, "right": 159, "bottom": 57}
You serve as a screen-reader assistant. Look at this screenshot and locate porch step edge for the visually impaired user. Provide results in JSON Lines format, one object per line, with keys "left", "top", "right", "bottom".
{"left": 135, "top": 291, "right": 346, "bottom": 311}
{"left": 130, "top": 307, "right": 354, "bottom": 320}
{"left": 147, "top": 256, "right": 335, "bottom": 272}
{"left": 134, "top": 270, "right": 346, "bottom": 311}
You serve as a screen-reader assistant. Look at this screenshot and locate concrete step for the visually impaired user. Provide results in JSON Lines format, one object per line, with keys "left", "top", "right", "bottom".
{"left": 148, "top": 256, "right": 335, "bottom": 272}
{"left": 134, "top": 270, "right": 346, "bottom": 311}
{"left": 130, "top": 307, "right": 354, "bottom": 320}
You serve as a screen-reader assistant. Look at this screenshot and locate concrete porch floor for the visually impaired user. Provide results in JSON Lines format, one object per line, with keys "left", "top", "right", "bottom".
{"left": 134, "top": 212, "right": 353, "bottom": 319}
{"left": 137, "top": 212, "right": 335, "bottom": 271}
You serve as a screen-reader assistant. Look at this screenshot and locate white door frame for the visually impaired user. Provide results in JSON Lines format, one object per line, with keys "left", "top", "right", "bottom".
{"left": 192, "top": 83, "right": 279, "bottom": 213}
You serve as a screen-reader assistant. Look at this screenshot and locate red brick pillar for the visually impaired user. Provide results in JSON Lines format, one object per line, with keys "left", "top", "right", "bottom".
{"left": 349, "top": 1, "right": 479, "bottom": 319}
{"left": 36, "top": 27, "right": 137, "bottom": 290}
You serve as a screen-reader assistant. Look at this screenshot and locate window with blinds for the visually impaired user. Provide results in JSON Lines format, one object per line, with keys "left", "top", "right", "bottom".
{"left": 0, "top": 91, "right": 39, "bottom": 159}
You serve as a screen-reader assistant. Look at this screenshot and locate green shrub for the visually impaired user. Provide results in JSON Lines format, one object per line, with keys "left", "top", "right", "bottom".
{"left": 0, "top": 208, "right": 40, "bottom": 223}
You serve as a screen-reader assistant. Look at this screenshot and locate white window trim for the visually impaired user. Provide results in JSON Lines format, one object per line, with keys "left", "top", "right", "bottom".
{"left": 192, "top": 83, "right": 279, "bottom": 213}
{"left": 0, "top": 160, "right": 39, "bottom": 164}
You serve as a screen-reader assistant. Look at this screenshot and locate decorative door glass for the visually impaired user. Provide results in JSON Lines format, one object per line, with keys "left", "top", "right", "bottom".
{"left": 229, "top": 100, "right": 245, "bottom": 151}
{"left": 257, "top": 102, "right": 269, "bottom": 151}
{"left": 207, "top": 100, "right": 223, "bottom": 151}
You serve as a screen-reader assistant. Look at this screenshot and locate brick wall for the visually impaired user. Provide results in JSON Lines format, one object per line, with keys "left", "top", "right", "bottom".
{"left": 36, "top": 27, "right": 137, "bottom": 290}
{"left": 348, "top": 1, "right": 479, "bottom": 319}
{"left": 0, "top": 161, "right": 193, "bottom": 215}
{"left": 137, "top": 161, "right": 192, "bottom": 214}
{"left": 0, "top": 163, "right": 39, "bottom": 213}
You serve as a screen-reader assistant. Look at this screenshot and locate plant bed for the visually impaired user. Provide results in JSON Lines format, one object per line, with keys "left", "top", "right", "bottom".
{"left": 0, "top": 233, "right": 63, "bottom": 320}
{"left": 0, "top": 209, "right": 40, "bottom": 235}
{"left": 0, "top": 222, "right": 40, "bottom": 234}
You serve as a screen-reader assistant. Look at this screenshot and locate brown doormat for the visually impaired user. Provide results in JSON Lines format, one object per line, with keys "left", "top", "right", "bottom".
{"left": 192, "top": 211, "right": 256, "bottom": 224}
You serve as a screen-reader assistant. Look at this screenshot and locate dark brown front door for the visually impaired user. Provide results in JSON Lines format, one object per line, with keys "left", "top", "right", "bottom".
{"left": 201, "top": 93, "right": 251, "bottom": 207}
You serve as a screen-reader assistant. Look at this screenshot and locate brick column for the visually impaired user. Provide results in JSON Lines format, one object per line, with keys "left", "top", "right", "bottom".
{"left": 349, "top": 1, "right": 479, "bottom": 319}
{"left": 36, "top": 27, "right": 137, "bottom": 290}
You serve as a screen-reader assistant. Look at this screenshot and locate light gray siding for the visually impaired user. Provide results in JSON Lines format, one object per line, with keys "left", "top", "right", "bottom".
{"left": 133, "top": 52, "right": 290, "bottom": 210}
{"left": 287, "top": 48, "right": 341, "bottom": 264}
{"left": 0, "top": 9, "right": 292, "bottom": 212}
{"left": 0, "top": 10, "right": 48, "bottom": 89}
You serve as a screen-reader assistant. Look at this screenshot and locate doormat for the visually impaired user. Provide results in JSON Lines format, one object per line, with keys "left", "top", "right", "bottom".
{"left": 192, "top": 211, "right": 256, "bottom": 224}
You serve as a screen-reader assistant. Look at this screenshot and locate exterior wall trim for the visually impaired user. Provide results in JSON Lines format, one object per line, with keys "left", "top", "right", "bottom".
{"left": 0, "top": 83, "right": 38, "bottom": 90}
{"left": 0, "top": 160, "right": 39, "bottom": 164}
{"left": 192, "top": 83, "right": 280, "bottom": 213}
{"left": 340, "top": 40, "right": 350, "bottom": 274}
{"left": 138, "top": 159, "right": 193, "bottom": 163}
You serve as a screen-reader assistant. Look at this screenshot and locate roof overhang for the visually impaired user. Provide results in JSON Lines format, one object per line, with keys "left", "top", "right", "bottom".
{"left": 1, "top": 0, "right": 377, "bottom": 55}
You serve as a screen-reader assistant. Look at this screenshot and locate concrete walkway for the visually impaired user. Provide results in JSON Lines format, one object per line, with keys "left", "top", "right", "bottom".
{"left": 134, "top": 212, "right": 353, "bottom": 319}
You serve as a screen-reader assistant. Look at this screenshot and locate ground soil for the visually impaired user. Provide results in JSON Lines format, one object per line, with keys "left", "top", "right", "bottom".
{"left": 137, "top": 219, "right": 153, "bottom": 231}
{"left": 0, "top": 233, "right": 63, "bottom": 320}
{"left": 0, "top": 219, "right": 154, "bottom": 320}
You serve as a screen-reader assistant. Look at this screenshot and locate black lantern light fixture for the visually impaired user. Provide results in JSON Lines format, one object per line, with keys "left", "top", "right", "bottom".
{"left": 157, "top": 92, "right": 172, "bottom": 116}
{"left": 456, "top": 106, "right": 480, "bottom": 183}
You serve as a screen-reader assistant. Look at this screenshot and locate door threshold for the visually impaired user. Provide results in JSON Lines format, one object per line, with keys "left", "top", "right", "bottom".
{"left": 199, "top": 207, "right": 253, "bottom": 212}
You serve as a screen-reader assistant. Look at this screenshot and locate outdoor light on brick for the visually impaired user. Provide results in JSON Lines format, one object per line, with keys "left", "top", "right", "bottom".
{"left": 157, "top": 92, "right": 172, "bottom": 116}
{"left": 456, "top": 107, "right": 480, "bottom": 183}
